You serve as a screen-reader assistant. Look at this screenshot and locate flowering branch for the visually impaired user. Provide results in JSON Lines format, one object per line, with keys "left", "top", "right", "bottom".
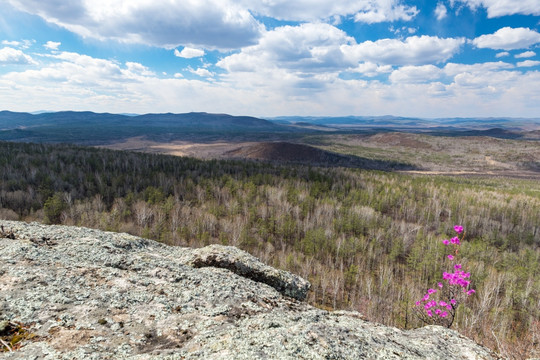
{"left": 414, "top": 225, "right": 475, "bottom": 328}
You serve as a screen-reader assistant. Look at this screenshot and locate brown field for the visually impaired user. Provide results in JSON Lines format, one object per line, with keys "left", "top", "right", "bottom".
{"left": 102, "top": 132, "right": 540, "bottom": 179}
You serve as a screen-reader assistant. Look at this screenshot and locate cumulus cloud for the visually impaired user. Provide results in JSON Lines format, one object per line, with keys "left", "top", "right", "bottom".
{"left": 352, "top": 62, "right": 392, "bottom": 77}
{"left": 1, "top": 39, "right": 34, "bottom": 49}
{"left": 238, "top": 0, "right": 418, "bottom": 23}
{"left": 443, "top": 61, "right": 513, "bottom": 75}
{"left": 451, "top": 0, "right": 540, "bottom": 17}
{"left": 125, "top": 62, "right": 155, "bottom": 76}
{"left": 174, "top": 47, "right": 205, "bottom": 59}
{"left": 2, "top": 40, "right": 21, "bottom": 47}
{"left": 218, "top": 23, "right": 355, "bottom": 75}
{"left": 515, "top": 51, "right": 536, "bottom": 58}
{"left": 517, "top": 60, "right": 540, "bottom": 67}
{"left": 189, "top": 67, "right": 214, "bottom": 77}
{"left": 435, "top": 2, "right": 448, "bottom": 20}
{"left": 0, "top": 47, "right": 35, "bottom": 65}
{"left": 389, "top": 65, "right": 442, "bottom": 83}
{"left": 342, "top": 35, "right": 465, "bottom": 66}
{"left": 472, "top": 27, "right": 540, "bottom": 50}
{"left": 2, "top": 49, "right": 540, "bottom": 118}
{"left": 353, "top": 1, "right": 419, "bottom": 23}
{"left": 495, "top": 51, "right": 510, "bottom": 58}
{"left": 6, "top": 0, "right": 262, "bottom": 49}
{"left": 44, "top": 41, "right": 61, "bottom": 50}
{"left": 218, "top": 23, "right": 465, "bottom": 93}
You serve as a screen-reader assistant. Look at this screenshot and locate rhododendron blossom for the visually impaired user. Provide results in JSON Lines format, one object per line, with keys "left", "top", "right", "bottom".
{"left": 415, "top": 225, "right": 475, "bottom": 328}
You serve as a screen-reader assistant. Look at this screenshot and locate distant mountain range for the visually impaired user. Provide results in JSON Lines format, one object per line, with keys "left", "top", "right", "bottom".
{"left": 0, "top": 111, "right": 291, "bottom": 144}
{"left": 1, "top": 111, "right": 539, "bottom": 144}
{"left": 267, "top": 115, "right": 540, "bottom": 131}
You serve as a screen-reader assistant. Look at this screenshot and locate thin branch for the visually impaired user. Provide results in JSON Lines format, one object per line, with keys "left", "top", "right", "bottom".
{"left": 0, "top": 338, "right": 13, "bottom": 352}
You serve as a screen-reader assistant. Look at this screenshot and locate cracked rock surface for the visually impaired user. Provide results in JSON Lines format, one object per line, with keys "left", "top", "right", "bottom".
{"left": 0, "top": 220, "right": 499, "bottom": 359}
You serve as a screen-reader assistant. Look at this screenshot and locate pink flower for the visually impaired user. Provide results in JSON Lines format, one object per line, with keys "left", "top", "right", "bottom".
{"left": 442, "top": 239, "right": 450, "bottom": 245}
{"left": 450, "top": 299, "right": 456, "bottom": 305}
{"left": 438, "top": 282, "right": 443, "bottom": 288}
{"left": 439, "top": 301, "right": 447, "bottom": 307}
{"left": 422, "top": 294, "right": 429, "bottom": 301}
{"left": 454, "top": 225, "right": 463, "bottom": 234}
{"left": 450, "top": 237, "right": 460, "bottom": 245}
{"left": 454, "top": 264, "right": 462, "bottom": 270}
{"left": 427, "top": 288, "right": 437, "bottom": 294}
{"left": 427, "top": 310, "right": 433, "bottom": 317}
{"left": 440, "top": 311, "right": 448, "bottom": 318}
{"left": 467, "top": 289, "right": 476, "bottom": 295}
{"left": 447, "top": 255, "right": 454, "bottom": 260}
{"left": 415, "top": 301, "right": 421, "bottom": 306}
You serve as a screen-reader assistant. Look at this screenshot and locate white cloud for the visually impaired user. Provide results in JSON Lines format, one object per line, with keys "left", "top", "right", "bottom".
{"left": 2, "top": 50, "right": 540, "bottom": 118}
{"left": 352, "top": 62, "right": 393, "bottom": 77}
{"left": 2, "top": 40, "right": 21, "bottom": 47}
{"left": 6, "top": 0, "right": 262, "bottom": 49}
{"left": 435, "top": 2, "right": 448, "bottom": 20}
{"left": 0, "top": 47, "right": 35, "bottom": 65}
{"left": 174, "top": 47, "right": 205, "bottom": 59}
{"left": 342, "top": 35, "right": 465, "bottom": 66}
{"left": 515, "top": 51, "right": 536, "bottom": 58}
{"left": 443, "top": 61, "right": 513, "bottom": 76}
{"left": 353, "top": 1, "right": 419, "bottom": 23}
{"left": 174, "top": 73, "right": 183, "bottom": 78}
{"left": 389, "top": 65, "right": 442, "bottom": 83}
{"left": 1, "top": 39, "right": 34, "bottom": 49}
{"left": 218, "top": 24, "right": 464, "bottom": 98}
{"left": 472, "top": 27, "right": 540, "bottom": 50}
{"left": 190, "top": 68, "right": 214, "bottom": 77}
{"left": 517, "top": 60, "right": 540, "bottom": 67}
{"left": 495, "top": 51, "right": 510, "bottom": 58}
{"left": 218, "top": 23, "right": 355, "bottom": 75}
{"left": 451, "top": 0, "right": 540, "bottom": 17}
{"left": 44, "top": 41, "right": 61, "bottom": 50}
{"left": 125, "top": 62, "right": 155, "bottom": 76}
{"left": 238, "top": 0, "right": 418, "bottom": 23}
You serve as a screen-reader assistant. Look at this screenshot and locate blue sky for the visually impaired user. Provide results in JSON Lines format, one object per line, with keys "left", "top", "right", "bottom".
{"left": 0, "top": 0, "right": 539, "bottom": 117}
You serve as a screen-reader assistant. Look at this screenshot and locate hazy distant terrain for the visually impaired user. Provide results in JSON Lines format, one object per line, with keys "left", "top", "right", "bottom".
{"left": 1, "top": 111, "right": 539, "bottom": 179}
{"left": 1, "top": 111, "right": 540, "bottom": 144}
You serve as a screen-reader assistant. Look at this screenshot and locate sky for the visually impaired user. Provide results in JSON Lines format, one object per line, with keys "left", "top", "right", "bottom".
{"left": 0, "top": 0, "right": 540, "bottom": 118}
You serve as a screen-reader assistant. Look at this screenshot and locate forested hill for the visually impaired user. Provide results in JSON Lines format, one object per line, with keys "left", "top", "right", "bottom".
{"left": 0, "top": 140, "right": 539, "bottom": 358}
{"left": 0, "top": 111, "right": 293, "bottom": 144}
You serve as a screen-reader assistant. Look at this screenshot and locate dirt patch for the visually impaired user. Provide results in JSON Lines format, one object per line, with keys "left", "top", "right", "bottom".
{"left": 100, "top": 137, "right": 258, "bottom": 159}
{"left": 48, "top": 328, "right": 102, "bottom": 351}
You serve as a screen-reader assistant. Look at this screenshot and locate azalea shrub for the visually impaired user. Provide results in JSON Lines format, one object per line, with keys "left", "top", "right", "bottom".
{"left": 415, "top": 225, "right": 475, "bottom": 328}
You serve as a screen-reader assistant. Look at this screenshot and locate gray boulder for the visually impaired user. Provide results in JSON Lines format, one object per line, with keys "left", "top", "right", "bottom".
{"left": 0, "top": 221, "right": 500, "bottom": 359}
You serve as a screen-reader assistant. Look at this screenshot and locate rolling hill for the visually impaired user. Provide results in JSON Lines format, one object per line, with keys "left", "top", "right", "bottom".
{"left": 0, "top": 111, "right": 293, "bottom": 144}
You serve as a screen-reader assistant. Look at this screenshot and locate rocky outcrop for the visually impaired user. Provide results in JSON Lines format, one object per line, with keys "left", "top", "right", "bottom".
{"left": 0, "top": 220, "right": 500, "bottom": 359}
{"left": 181, "top": 244, "right": 310, "bottom": 301}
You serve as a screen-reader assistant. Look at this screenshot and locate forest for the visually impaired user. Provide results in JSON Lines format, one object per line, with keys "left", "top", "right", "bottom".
{"left": 0, "top": 140, "right": 539, "bottom": 359}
